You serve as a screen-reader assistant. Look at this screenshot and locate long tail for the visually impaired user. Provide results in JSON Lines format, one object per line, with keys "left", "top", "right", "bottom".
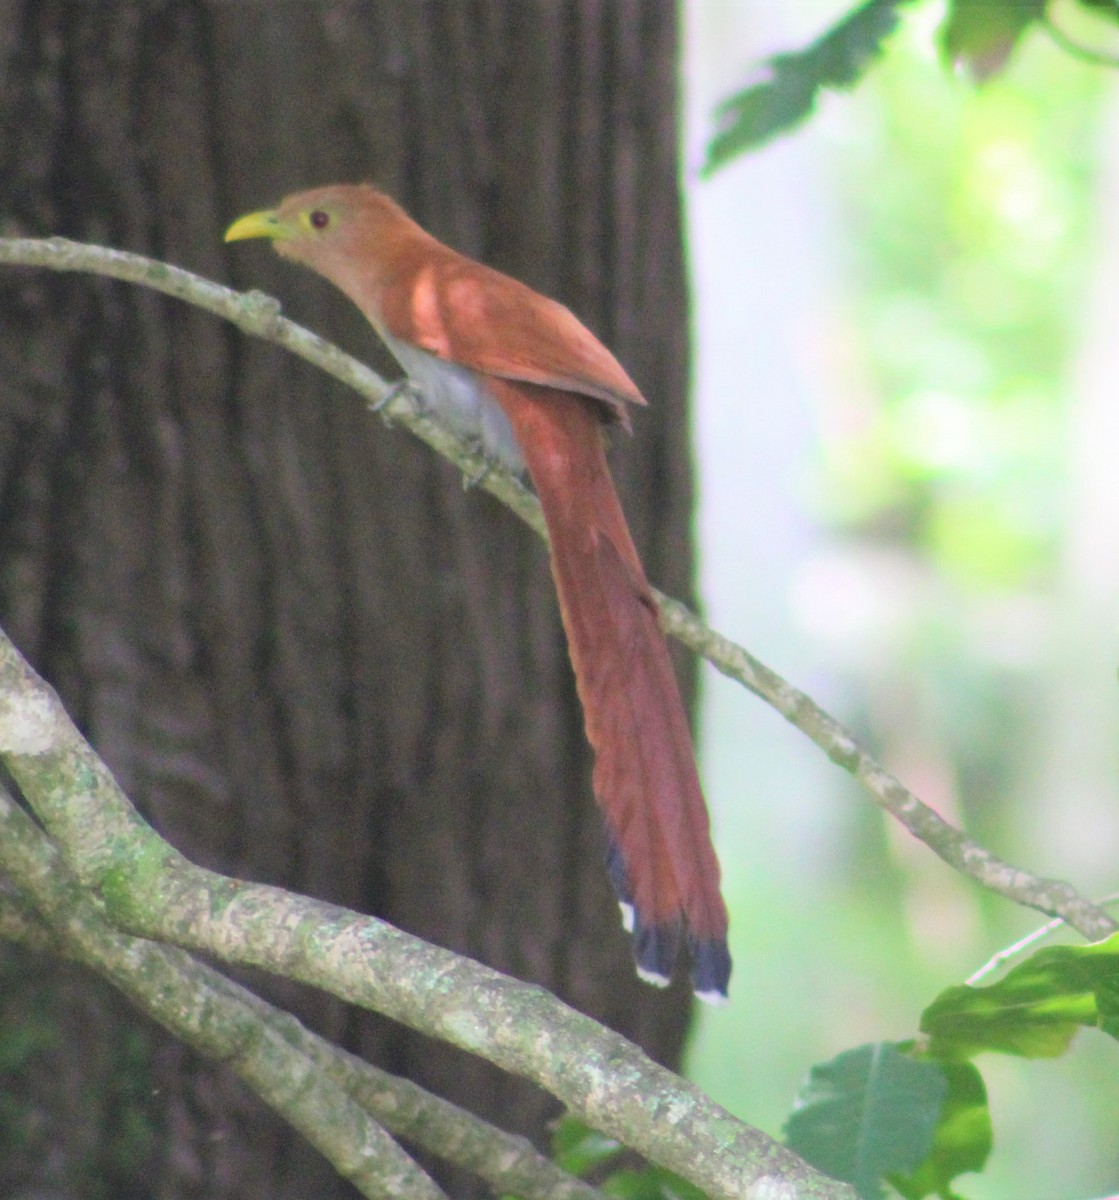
{"left": 489, "top": 379, "right": 730, "bottom": 1000}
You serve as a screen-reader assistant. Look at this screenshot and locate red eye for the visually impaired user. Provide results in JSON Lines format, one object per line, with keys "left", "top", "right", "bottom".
{"left": 309, "top": 210, "right": 330, "bottom": 230}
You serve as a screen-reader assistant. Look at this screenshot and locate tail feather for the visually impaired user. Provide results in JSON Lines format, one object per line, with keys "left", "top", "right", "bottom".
{"left": 633, "top": 918, "right": 680, "bottom": 988}
{"left": 490, "top": 380, "right": 730, "bottom": 999}
{"left": 605, "top": 837, "right": 636, "bottom": 932}
{"left": 690, "top": 936, "right": 732, "bottom": 1006}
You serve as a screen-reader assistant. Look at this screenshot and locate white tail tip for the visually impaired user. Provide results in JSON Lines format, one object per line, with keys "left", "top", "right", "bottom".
{"left": 636, "top": 964, "right": 671, "bottom": 988}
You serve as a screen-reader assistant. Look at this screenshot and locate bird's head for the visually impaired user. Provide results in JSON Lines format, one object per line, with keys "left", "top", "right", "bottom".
{"left": 225, "top": 184, "right": 415, "bottom": 289}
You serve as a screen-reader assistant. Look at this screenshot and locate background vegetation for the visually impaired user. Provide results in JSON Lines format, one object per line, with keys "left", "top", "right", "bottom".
{"left": 688, "top": 3, "right": 1119, "bottom": 1198}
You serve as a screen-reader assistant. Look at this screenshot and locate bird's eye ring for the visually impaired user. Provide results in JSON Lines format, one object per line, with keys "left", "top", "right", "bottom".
{"left": 309, "top": 210, "right": 330, "bottom": 230}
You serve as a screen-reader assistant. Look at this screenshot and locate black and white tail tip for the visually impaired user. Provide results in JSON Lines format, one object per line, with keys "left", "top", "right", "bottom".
{"left": 689, "top": 937, "right": 732, "bottom": 1006}
{"left": 605, "top": 840, "right": 731, "bottom": 1004}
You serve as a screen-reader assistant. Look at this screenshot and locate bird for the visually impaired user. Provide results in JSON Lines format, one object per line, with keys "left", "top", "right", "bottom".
{"left": 225, "top": 185, "right": 730, "bottom": 1001}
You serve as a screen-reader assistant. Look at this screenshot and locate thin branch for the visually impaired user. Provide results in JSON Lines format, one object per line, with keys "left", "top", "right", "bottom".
{"left": 0, "top": 844, "right": 607, "bottom": 1200}
{"left": 657, "top": 590, "right": 1118, "bottom": 942}
{"left": 316, "top": 1047, "right": 608, "bottom": 1200}
{"left": 0, "top": 237, "right": 545, "bottom": 538}
{"left": 966, "top": 893, "right": 1119, "bottom": 986}
{"left": 0, "top": 627, "right": 851, "bottom": 1200}
{"left": 0, "top": 235, "right": 1110, "bottom": 940}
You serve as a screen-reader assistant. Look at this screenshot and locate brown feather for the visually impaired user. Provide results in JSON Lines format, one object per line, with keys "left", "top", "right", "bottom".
{"left": 240, "top": 183, "right": 731, "bottom": 996}
{"left": 488, "top": 380, "right": 728, "bottom": 947}
{"left": 271, "top": 185, "right": 642, "bottom": 427}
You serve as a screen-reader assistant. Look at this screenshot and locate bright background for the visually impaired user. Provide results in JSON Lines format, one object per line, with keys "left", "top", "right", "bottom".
{"left": 682, "top": 3, "right": 1119, "bottom": 1197}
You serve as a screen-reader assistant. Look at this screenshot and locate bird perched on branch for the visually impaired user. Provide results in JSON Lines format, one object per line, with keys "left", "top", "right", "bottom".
{"left": 226, "top": 185, "right": 730, "bottom": 1001}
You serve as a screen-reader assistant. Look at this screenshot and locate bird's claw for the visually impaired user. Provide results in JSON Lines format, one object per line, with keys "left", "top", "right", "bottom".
{"left": 462, "top": 455, "right": 496, "bottom": 490}
{"left": 370, "top": 378, "right": 422, "bottom": 419}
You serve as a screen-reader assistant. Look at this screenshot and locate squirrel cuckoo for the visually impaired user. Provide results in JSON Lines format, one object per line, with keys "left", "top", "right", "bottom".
{"left": 226, "top": 185, "right": 730, "bottom": 1001}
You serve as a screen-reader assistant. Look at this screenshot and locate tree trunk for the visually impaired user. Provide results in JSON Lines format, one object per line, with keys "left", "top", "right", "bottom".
{"left": 0, "top": 3, "right": 696, "bottom": 1197}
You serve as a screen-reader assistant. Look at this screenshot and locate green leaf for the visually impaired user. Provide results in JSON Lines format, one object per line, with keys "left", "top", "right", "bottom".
{"left": 940, "top": 0, "right": 1047, "bottom": 80}
{"left": 550, "top": 1115, "right": 622, "bottom": 1177}
{"left": 1076, "top": 0, "right": 1119, "bottom": 20}
{"left": 888, "top": 1058, "right": 992, "bottom": 1200}
{"left": 704, "top": 0, "right": 916, "bottom": 172}
{"left": 603, "top": 1168, "right": 709, "bottom": 1200}
{"left": 785, "top": 1042, "right": 948, "bottom": 1200}
{"left": 549, "top": 1117, "right": 709, "bottom": 1200}
{"left": 921, "top": 933, "right": 1119, "bottom": 1060}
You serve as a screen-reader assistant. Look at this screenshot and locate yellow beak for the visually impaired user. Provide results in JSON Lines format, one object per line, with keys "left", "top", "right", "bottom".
{"left": 224, "top": 209, "right": 285, "bottom": 243}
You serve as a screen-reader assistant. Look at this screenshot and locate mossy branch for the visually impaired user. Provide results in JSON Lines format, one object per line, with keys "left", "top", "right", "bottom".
{"left": 0, "top": 794, "right": 607, "bottom": 1200}
{"left": 0, "top": 784, "right": 447, "bottom": 1200}
{"left": 0, "top": 629, "right": 850, "bottom": 1199}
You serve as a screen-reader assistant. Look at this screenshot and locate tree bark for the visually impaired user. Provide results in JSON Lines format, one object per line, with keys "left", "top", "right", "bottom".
{"left": 0, "top": 2, "right": 695, "bottom": 1197}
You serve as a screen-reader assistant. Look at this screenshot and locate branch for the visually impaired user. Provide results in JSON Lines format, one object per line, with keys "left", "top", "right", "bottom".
{"left": 0, "top": 881, "right": 57, "bottom": 953}
{"left": 0, "top": 235, "right": 1109, "bottom": 940}
{"left": 0, "top": 625, "right": 849, "bottom": 1200}
{"left": 0, "top": 237, "right": 545, "bottom": 538}
{"left": 965, "top": 893, "right": 1119, "bottom": 986}
{"left": 656, "top": 590, "right": 1117, "bottom": 941}
{"left": 0, "top": 790, "right": 446, "bottom": 1200}
{"left": 0, "top": 822, "right": 606, "bottom": 1200}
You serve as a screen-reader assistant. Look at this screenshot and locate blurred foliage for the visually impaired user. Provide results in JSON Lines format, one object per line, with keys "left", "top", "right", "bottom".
{"left": 922, "top": 933, "right": 1119, "bottom": 1058}
{"left": 888, "top": 1059, "right": 990, "bottom": 1200}
{"left": 692, "top": 2, "right": 1119, "bottom": 1198}
{"left": 785, "top": 1042, "right": 990, "bottom": 1200}
{"left": 544, "top": 1116, "right": 708, "bottom": 1200}
{"left": 705, "top": 0, "right": 1119, "bottom": 170}
{"left": 705, "top": 0, "right": 917, "bottom": 169}
{"left": 940, "top": 0, "right": 1047, "bottom": 79}
{"left": 827, "top": 9, "right": 1105, "bottom": 598}
{"left": 785, "top": 1042, "right": 950, "bottom": 1199}
{"left": 712, "top": 0, "right": 1109, "bottom": 599}
{"left": 784, "top": 932, "right": 1119, "bottom": 1198}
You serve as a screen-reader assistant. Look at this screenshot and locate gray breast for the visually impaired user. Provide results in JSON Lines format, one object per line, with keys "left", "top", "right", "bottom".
{"left": 377, "top": 330, "right": 524, "bottom": 474}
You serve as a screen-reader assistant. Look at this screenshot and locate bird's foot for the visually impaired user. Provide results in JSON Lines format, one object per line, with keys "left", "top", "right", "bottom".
{"left": 462, "top": 451, "right": 497, "bottom": 490}
{"left": 370, "top": 377, "right": 423, "bottom": 420}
